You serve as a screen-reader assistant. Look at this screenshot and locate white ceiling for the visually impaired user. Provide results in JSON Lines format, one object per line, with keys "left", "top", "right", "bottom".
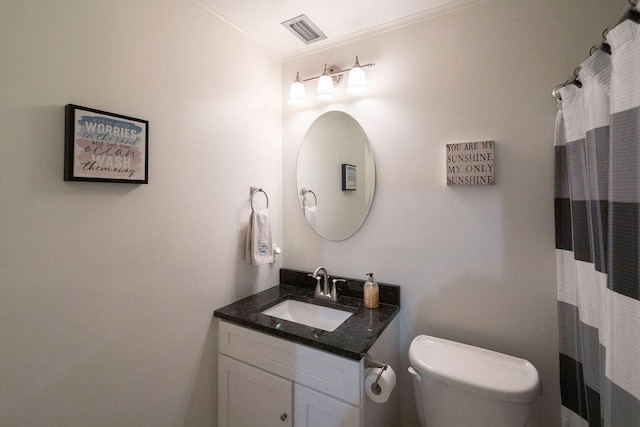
{"left": 198, "top": 0, "right": 485, "bottom": 59}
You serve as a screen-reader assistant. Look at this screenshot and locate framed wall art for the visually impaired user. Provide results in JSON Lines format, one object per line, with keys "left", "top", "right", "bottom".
{"left": 342, "top": 163, "right": 356, "bottom": 191}
{"left": 446, "top": 140, "right": 494, "bottom": 186}
{"left": 64, "top": 104, "right": 148, "bottom": 184}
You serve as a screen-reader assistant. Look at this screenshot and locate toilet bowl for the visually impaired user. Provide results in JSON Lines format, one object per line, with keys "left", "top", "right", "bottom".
{"left": 408, "top": 335, "right": 542, "bottom": 427}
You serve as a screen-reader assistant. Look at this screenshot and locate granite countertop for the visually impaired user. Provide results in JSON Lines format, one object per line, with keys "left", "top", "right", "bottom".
{"left": 213, "top": 269, "right": 400, "bottom": 360}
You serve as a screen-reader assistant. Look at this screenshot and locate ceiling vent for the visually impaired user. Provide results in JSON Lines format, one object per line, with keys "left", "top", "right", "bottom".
{"left": 281, "top": 14, "right": 327, "bottom": 45}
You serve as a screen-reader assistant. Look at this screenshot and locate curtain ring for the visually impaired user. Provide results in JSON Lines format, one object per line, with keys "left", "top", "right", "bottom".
{"left": 629, "top": 0, "right": 638, "bottom": 8}
{"left": 589, "top": 45, "right": 598, "bottom": 56}
{"left": 602, "top": 28, "right": 609, "bottom": 39}
{"left": 573, "top": 66, "right": 581, "bottom": 78}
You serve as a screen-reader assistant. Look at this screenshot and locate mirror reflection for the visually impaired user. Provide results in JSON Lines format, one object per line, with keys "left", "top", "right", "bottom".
{"left": 297, "top": 111, "right": 375, "bottom": 241}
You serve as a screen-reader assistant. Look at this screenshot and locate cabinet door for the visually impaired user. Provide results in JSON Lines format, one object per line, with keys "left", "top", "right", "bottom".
{"left": 294, "top": 384, "right": 361, "bottom": 427}
{"left": 219, "top": 355, "right": 293, "bottom": 427}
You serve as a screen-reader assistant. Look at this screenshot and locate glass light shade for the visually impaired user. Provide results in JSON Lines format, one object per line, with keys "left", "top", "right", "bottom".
{"left": 316, "top": 74, "right": 335, "bottom": 100}
{"left": 288, "top": 80, "right": 307, "bottom": 106}
{"left": 347, "top": 66, "right": 368, "bottom": 95}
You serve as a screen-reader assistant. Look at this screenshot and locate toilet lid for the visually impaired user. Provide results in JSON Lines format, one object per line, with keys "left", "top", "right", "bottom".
{"left": 409, "top": 335, "right": 542, "bottom": 403}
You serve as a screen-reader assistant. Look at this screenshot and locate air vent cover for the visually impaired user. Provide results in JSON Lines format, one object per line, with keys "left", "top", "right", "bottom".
{"left": 281, "top": 14, "right": 327, "bottom": 45}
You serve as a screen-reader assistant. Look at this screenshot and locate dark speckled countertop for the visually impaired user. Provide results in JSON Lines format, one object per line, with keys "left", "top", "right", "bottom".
{"left": 213, "top": 268, "right": 400, "bottom": 360}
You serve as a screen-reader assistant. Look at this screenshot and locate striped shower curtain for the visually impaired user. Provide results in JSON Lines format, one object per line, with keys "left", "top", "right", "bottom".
{"left": 555, "top": 17, "right": 640, "bottom": 427}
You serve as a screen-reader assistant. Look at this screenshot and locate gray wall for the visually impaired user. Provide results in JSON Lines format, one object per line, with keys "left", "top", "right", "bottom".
{"left": 0, "top": 0, "right": 627, "bottom": 425}
{"left": 0, "top": 0, "right": 282, "bottom": 425}
{"left": 282, "top": 1, "right": 625, "bottom": 425}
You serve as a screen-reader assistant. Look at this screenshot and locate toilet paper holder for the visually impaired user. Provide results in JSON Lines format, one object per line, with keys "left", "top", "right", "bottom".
{"left": 365, "top": 355, "right": 388, "bottom": 395}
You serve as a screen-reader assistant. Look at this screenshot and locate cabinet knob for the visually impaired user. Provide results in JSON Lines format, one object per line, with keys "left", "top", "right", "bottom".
{"left": 280, "top": 413, "right": 288, "bottom": 421}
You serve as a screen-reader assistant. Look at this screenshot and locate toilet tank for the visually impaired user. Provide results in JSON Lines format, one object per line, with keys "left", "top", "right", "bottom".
{"left": 408, "top": 335, "right": 542, "bottom": 427}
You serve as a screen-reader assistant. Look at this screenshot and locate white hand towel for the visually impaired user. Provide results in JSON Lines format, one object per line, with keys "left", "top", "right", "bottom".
{"left": 245, "top": 208, "right": 274, "bottom": 265}
{"left": 245, "top": 212, "right": 253, "bottom": 264}
{"left": 304, "top": 206, "right": 317, "bottom": 227}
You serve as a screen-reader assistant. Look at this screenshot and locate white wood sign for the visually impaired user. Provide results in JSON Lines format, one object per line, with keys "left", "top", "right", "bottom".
{"left": 446, "top": 140, "right": 495, "bottom": 186}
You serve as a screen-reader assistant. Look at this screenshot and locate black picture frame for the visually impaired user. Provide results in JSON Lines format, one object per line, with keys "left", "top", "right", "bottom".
{"left": 342, "top": 164, "right": 356, "bottom": 191}
{"left": 64, "top": 104, "right": 149, "bottom": 184}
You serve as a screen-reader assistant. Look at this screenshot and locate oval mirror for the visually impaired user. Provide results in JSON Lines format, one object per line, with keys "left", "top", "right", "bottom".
{"left": 297, "top": 111, "right": 375, "bottom": 241}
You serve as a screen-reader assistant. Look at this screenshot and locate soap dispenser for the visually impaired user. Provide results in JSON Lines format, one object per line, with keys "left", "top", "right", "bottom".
{"left": 363, "top": 273, "right": 379, "bottom": 308}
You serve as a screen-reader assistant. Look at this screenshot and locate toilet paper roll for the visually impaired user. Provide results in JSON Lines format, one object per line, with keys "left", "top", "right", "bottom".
{"left": 365, "top": 365, "right": 396, "bottom": 403}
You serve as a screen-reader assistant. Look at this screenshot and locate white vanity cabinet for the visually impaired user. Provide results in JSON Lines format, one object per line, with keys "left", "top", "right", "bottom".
{"left": 294, "top": 384, "right": 361, "bottom": 427}
{"left": 217, "top": 321, "right": 368, "bottom": 427}
{"left": 218, "top": 355, "right": 293, "bottom": 426}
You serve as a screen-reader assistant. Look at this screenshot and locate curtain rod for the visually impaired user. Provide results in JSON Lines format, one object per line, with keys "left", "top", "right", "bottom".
{"left": 552, "top": 0, "right": 640, "bottom": 99}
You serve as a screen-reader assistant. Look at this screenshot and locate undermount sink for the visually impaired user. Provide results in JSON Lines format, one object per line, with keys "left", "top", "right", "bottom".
{"left": 261, "top": 299, "right": 353, "bottom": 332}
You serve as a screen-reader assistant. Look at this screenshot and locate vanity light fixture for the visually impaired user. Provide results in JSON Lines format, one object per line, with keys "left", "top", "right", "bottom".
{"left": 316, "top": 64, "right": 336, "bottom": 101}
{"left": 346, "top": 56, "right": 368, "bottom": 95}
{"left": 288, "top": 72, "right": 307, "bottom": 106}
{"left": 287, "top": 56, "right": 375, "bottom": 106}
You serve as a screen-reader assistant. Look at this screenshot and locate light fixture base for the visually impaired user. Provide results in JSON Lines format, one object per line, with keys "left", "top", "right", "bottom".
{"left": 327, "top": 66, "right": 343, "bottom": 86}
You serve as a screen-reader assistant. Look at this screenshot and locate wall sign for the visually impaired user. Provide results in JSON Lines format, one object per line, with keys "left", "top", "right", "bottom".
{"left": 446, "top": 140, "right": 495, "bottom": 186}
{"left": 64, "top": 104, "right": 149, "bottom": 184}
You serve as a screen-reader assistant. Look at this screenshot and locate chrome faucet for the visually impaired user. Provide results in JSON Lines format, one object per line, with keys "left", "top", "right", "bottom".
{"left": 313, "top": 266, "right": 341, "bottom": 302}
{"left": 313, "top": 266, "right": 330, "bottom": 298}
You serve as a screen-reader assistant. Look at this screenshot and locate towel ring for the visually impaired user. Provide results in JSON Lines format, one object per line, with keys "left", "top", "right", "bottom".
{"left": 301, "top": 188, "right": 317, "bottom": 207}
{"left": 250, "top": 188, "right": 269, "bottom": 212}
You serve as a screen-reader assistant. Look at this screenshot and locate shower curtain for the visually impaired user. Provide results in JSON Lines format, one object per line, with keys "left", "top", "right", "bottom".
{"left": 555, "top": 17, "right": 640, "bottom": 427}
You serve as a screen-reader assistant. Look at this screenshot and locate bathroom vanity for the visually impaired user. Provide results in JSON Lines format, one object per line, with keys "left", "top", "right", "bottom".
{"left": 214, "top": 269, "right": 400, "bottom": 427}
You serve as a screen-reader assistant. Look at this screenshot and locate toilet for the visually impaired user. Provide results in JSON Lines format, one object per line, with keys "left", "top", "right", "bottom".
{"left": 408, "top": 335, "right": 542, "bottom": 427}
